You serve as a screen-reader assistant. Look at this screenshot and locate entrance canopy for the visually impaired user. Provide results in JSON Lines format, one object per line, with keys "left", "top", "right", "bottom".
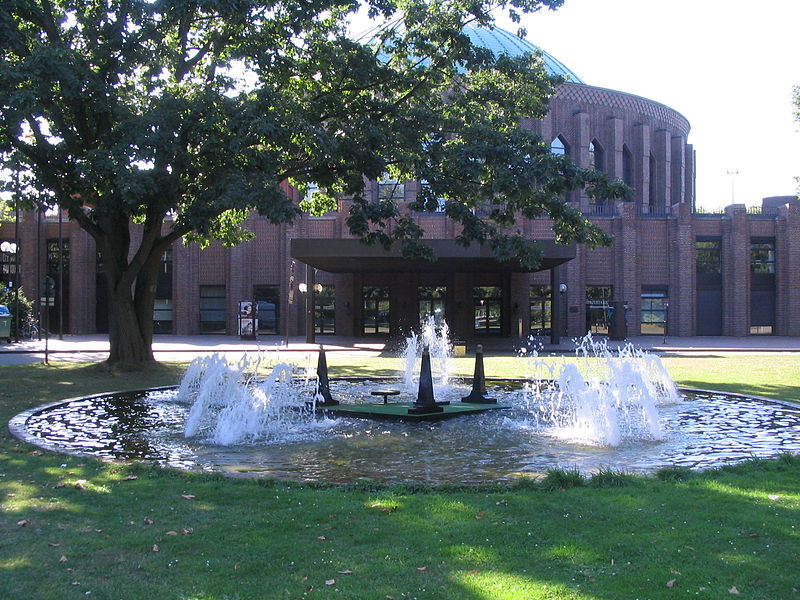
{"left": 291, "top": 238, "right": 575, "bottom": 273}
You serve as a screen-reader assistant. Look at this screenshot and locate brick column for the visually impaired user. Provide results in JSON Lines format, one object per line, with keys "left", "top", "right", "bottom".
{"left": 671, "top": 203, "right": 694, "bottom": 335}
{"left": 722, "top": 204, "right": 749, "bottom": 335}
{"left": 777, "top": 204, "right": 800, "bottom": 335}
{"left": 614, "top": 201, "right": 639, "bottom": 333}
{"left": 574, "top": 111, "right": 590, "bottom": 212}
{"left": 68, "top": 227, "right": 96, "bottom": 333}
{"left": 670, "top": 135, "right": 686, "bottom": 206}
{"left": 634, "top": 123, "right": 651, "bottom": 209}
{"left": 653, "top": 129, "right": 671, "bottom": 209}
{"left": 607, "top": 116, "right": 624, "bottom": 181}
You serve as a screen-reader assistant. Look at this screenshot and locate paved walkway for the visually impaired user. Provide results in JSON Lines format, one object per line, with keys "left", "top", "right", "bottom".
{"left": 2, "top": 333, "right": 800, "bottom": 365}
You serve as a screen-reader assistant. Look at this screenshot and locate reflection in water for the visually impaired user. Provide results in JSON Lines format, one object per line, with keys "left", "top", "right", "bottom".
{"left": 19, "top": 382, "right": 800, "bottom": 483}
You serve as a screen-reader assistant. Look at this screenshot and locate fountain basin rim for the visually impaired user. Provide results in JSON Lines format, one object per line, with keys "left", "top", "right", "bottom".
{"left": 8, "top": 383, "right": 800, "bottom": 466}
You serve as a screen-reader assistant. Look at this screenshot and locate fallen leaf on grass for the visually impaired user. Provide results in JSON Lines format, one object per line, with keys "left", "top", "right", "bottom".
{"left": 496, "top": 499, "right": 508, "bottom": 505}
{"left": 474, "top": 512, "right": 485, "bottom": 520}
{"left": 152, "top": 545, "right": 160, "bottom": 552}
{"left": 317, "top": 535, "right": 326, "bottom": 541}
{"left": 55, "top": 482, "right": 66, "bottom": 489}
{"left": 468, "top": 570, "right": 478, "bottom": 575}
{"left": 16, "top": 519, "right": 30, "bottom": 527}
{"left": 337, "top": 570, "right": 353, "bottom": 575}
{"left": 670, "top": 568, "right": 681, "bottom": 575}
{"left": 768, "top": 494, "right": 780, "bottom": 501}
{"left": 416, "top": 567, "right": 426, "bottom": 572}
{"left": 738, "top": 530, "right": 761, "bottom": 538}
{"left": 74, "top": 480, "right": 87, "bottom": 490}
{"left": 325, "top": 579, "right": 335, "bottom": 586}
{"left": 180, "top": 494, "right": 196, "bottom": 500}
{"left": 59, "top": 556, "right": 68, "bottom": 563}
{"left": 122, "top": 475, "right": 138, "bottom": 481}
{"left": 48, "top": 542, "right": 60, "bottom": 547}
{"left": 143, "top": 518, "right": 154, "bottom": 525}
{"left": 181, "top": 528, "right": 193, "bottom": 535}
{"left": 166, "top": 531, "right": 178, "bottom": 536}
{"left": 666, "top": 579, "right": 676, "bottom": 588}
{"left": 729, "top": 586, "right": 740, "bottom": 595}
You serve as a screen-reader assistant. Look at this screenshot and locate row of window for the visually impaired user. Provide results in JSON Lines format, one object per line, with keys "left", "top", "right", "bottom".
{"left": 696, "top": 237, "right": 776, "bottom": 275}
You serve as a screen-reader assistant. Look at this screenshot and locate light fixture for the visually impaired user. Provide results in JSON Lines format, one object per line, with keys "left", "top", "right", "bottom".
{"left": 298, "top": 283, "right": 308, "bottom": 293}
{"left": 0, "top": 242, "right": 17, "bottom": 253}
{"left": 559, "top": 283, "right": 567, "bottom": 294}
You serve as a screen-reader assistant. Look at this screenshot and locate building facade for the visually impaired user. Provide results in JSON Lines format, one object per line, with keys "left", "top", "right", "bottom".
{"left": 2, "top": 27, "right": 799, "bottom": 341}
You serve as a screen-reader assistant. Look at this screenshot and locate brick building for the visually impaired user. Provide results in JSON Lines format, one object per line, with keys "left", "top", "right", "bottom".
{"left": 2, "top": 26, "right": 799, "bottom": 341}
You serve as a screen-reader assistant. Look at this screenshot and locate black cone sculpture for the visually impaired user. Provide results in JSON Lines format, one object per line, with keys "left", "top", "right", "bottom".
{"left": 408, "top": 349, "right": 444, "bottom": 414}
{"left": 461, "top": 344, "right": 496, "bottom": 404}
{"left": 314, "top": 346, "right": 338, "bottom": 406}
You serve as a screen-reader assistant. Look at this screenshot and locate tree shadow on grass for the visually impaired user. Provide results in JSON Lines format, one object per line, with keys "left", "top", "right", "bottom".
{"left": 2, "top": 448, "right": 799, "bottom": 600}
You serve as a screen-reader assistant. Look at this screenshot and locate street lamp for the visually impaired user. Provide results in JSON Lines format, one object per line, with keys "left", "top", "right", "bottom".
{"left": 663, "top": 301, "right": 670, "bottom": 345}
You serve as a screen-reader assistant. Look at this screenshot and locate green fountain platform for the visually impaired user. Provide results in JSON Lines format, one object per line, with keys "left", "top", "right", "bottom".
{"left": 318, "top": 402, "right": 508, "bottom": 422}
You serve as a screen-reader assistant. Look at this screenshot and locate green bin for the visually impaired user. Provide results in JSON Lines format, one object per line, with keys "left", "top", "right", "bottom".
{"left": 0, "top": 314, "right": 11, "bottom": 342}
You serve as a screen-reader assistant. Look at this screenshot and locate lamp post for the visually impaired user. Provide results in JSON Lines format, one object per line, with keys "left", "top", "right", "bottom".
{"left": 726, "top": 169, "right": 739, "bottom": 204}
{"left": 299, "top": 265, "right": 322, "bottom": 344}
{"left": 663, "top": 301, "right": 669, "bottom": 345}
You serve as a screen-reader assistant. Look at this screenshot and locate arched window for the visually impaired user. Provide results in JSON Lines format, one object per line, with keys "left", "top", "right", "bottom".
{"left": 622, "top": 145, "right": 634, "bottom": 187}
{"left": 588, "top": 140, "right": 604, "bottom": 171}
{"left": 550, "top": 136, "right": 568, "bottom": 156}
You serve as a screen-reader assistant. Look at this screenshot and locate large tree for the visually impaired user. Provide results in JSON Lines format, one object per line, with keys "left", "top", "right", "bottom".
{"left": 0, "top": 0, "right": 627, "bottom": 365}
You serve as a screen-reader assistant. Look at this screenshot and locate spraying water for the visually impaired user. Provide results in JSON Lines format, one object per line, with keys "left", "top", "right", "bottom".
{"left": 516, "top": 333, "right": 678, "bottom": 446}
{"left": 179, "top": 329, "right": 679, "bottom": 450}
{"left": 180, "top": 352, "right": 332, "bottom": 446}
{"left": 401, "top": 316, "right": 454, "bottom": 392}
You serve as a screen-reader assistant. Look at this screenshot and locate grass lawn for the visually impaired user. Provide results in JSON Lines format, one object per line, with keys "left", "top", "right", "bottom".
{"left": 1, "top": 355, "right": 799, "bottom": 600}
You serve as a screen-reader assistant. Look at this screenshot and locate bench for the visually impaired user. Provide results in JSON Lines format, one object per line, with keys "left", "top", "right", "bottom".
{"left": 371, "top": 389, "right": 400, "bottom": 404}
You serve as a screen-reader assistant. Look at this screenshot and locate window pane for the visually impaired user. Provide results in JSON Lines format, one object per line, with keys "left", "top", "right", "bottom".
{"left": 363, "top": 286, "right": 390, "bottom": 335}
{"left": 315, "top": 285, "right": 335, "bottom": 334}
{"left": 529, "top": 284, "right": 551, "bottom": 334}
{"left": 254, "top": 285, "right": 280, "bottom": 334}
{"left": 200, "top": 286, "right": 226, "bottom": 333}
{"left": 473, "top": 286, "right": 502, "bottom": 334}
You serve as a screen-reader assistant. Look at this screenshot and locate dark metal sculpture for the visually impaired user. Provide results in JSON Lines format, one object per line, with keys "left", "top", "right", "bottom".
{"left": 461, "top": 344, "right": 496, "bottom": 404}
{"left": 314, "top": 346, "right": 338, "bottom": 406}
{"left": 408, "top": 349, "right": 444, "bottom": 414}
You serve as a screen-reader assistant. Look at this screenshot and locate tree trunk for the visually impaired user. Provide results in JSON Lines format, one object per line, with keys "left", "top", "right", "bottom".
{"left": 100, "top": 224, "right": 163, "bottom": 366}
{"left": 106, "top": 281, "right": 155, "bottom": 365}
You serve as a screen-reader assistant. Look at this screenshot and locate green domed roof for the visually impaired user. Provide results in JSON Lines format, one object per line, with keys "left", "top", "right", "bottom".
{"left": 462, "top": 24, "right": 585, "bottom": 84}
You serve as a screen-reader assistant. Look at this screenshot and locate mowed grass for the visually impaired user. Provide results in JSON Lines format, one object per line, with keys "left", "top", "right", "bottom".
{"left": 1, "top": 354, "right": 799, "bottom": 600}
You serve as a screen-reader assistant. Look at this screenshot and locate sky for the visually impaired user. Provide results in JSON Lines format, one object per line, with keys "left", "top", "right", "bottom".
{"left": 492, "top": 0, "right": 800, "bottom": 210}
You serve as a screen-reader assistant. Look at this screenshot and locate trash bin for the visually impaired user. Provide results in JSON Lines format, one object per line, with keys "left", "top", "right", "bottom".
{"left": 0, "top": 305, "right": 11, "bottom": 342}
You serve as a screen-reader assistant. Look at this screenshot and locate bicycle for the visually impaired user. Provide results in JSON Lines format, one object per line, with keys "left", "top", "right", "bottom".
{"left": 20, "top": 317, "right": 40, "bottom": 340}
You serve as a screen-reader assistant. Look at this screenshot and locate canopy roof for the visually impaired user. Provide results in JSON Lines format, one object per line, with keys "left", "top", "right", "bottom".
{"left": 290, "top": 238, "right": 575, "bottom": 273}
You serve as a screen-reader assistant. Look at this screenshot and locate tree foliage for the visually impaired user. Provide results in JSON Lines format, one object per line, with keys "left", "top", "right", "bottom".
{"left": 0, "top": 0, "right": 627, "bottom": 364}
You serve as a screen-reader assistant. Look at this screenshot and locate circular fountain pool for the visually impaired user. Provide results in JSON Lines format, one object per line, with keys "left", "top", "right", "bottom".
{"left": 10, "top": 380, "right": 800, "bottom": 483}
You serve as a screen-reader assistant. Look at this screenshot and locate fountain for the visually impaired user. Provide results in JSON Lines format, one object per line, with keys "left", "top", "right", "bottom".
{"left": 8, "top": 326, "right": 800, "bottom": 483}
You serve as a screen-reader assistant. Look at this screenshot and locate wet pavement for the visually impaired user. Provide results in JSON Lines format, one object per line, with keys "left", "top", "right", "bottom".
{"left": 2, "top": 333, "right": 800, "bottom": 365}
